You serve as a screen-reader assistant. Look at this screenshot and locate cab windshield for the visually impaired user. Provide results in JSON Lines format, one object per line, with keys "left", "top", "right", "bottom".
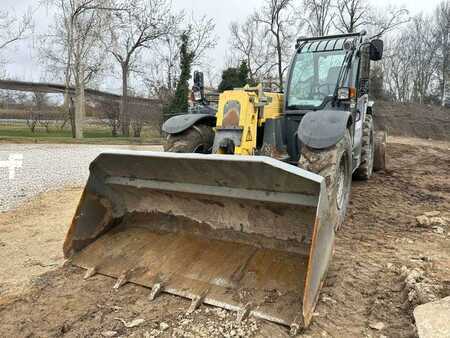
{"left": 287, "top": 50, "right": 347, "bottom": 109}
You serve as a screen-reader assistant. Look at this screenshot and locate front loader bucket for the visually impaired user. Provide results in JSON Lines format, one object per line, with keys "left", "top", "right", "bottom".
{"left": 64, "top": 151, "right": 334, "bottom": 330}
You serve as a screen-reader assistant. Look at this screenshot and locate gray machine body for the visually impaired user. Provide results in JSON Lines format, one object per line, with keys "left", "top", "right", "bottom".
{"left": 298, "top": 110, "right": 352, "bottom": 149}
{"left": 162, "top": 114, "right": 216, "bottom": 135}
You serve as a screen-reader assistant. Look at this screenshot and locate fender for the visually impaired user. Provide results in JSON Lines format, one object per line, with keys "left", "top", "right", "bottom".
{"left": 298, "top": 110, "right": 352, "bottom": 149}
{"left": 162, "top": 114, "right": 216, "bottom": 135}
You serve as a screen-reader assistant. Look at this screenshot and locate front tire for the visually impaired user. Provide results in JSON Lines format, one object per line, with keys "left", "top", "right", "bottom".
{"left": 299, "top": 131, "right": 352, "bottom": 231}
{"left": 164, "top": 124, "right": 214, "bottom": 153}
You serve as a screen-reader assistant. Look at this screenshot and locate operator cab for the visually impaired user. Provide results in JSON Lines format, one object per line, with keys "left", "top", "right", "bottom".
{"left": 280, "top": 32, "right": 383, "bottom": 163}
{"left": 286, "top": 34, "right": 363, "bottom": 113}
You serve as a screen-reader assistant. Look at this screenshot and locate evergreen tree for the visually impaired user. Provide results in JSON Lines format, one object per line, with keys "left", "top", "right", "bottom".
{"left": 238, "top": 61, "right": 251, "bottom": 85}
{"left": 169, "top": 32, "right": 194, "bottom": 114}
{"left": 218, "top": 61, "right": 251, "bottom": 92}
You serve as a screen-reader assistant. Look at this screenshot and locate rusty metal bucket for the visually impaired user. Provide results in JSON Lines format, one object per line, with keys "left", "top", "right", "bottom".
{"left": 64, "top": 151, "right": 334, "bottom": 331}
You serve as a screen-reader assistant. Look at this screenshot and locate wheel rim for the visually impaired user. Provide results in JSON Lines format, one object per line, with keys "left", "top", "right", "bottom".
{"left": 336, "top": 153, "right": 349, "bottom": 211}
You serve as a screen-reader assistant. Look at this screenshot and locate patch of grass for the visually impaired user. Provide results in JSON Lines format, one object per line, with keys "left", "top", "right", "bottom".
{"left": 0, "top": 125, "right": 163, "bottom": 144}
{"left": 0, "top": 127, "right": 112, "bottom": 138}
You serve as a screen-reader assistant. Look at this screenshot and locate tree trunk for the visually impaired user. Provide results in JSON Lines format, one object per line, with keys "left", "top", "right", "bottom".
{"left": 74, "top": 79, "right": 85, "bottom": 139}
{"left": 112, "top": 123, "right": 118, "bottom": 137}
{"left": 277, "top": 41, "right": 283, "bottom": 92}
{"left": 63, "top": 90, "right": 76, "bottom": 137}
{"left": 74, "top": 64, "right": 85, "bottom": 139}
{"left": 444, "top": 71, "right": 449, "bottom": 107}
{"left": 121, "top": 63, "right": 130, "bottom": 136}
{"left": 441, "top": 6, "right": 449, "bottom": 107}
{"left": 69, "top": 96, "right": 76, "bottom": 137}
{"left": 442, "top": 36, "right": 449, "bottom": 107}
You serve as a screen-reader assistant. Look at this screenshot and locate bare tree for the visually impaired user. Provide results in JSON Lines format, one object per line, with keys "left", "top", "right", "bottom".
{"left": 0, "top": 8, "right": 33, "bottom": 67}
{"left": 203, "top": 63, "right": 220, "bottom": 88}
{"left": 335, "top": 1, "right": 409, "bottom": 37}
{"left": 94, "top": 98, "right": 120, "bottom": 136}
{"left": 334, "top": 0, "right": 368, "bottom": 33}
{"left": 382, "top": 11, "right": 441, "bottom": 104}
{"left": 145, "top": 12, "right": 217, "bottom": 97}
{"left": 26, "top": 111, "right": 39, "bottom": 133}
{"left": 410, "top": 15, "right": 440, "bottom": 104}
{"left": 141, "top": 33, "right": 178, "bottom": 103}
{"left": 41, "top": 0, "right": 112, "bottom": 138}
{"left": 229, "top": 17, "right": 277, "bottom": 82}
{"left": 32, "top": 92, "right": 48, "bottom": 111}
{"left": 382, "top": 35, "right": 414, "bottom": 102}
{"left": 104, "top": 0, "right": 176, "bottom": 136}
{"left": 367, "top": 5, "right": 409, "bottom": 38}
{"left": 129, "top": 100, "right": 147, "bottom": 137}
{"left": 435, "top": 1, "right": 450, "bottom": 106}
{"left": 22, "top": 92, "right": 52, "bottom": 133}
{"left": 304, "top": 0, "right": 334, "bottom": 37}
{"left": 186, "top": 14, "right": 217, "bottom": 66}
{"left": 0, "top": 9, "right": 33, "bottom": 51}
{"left": 255, "top": 0, "right": 297, "bottom": 91}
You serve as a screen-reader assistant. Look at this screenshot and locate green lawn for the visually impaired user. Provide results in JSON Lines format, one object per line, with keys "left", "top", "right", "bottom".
{"left": 0, "top": 125, "right": 163, "bottom": 144}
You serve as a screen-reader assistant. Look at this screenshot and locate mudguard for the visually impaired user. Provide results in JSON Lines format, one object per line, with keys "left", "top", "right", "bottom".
{"left": 162, "top": 114, "right": 216, "bottom": 135}
{"left": 298, "top": 110, "right": 352, "bottom": 149}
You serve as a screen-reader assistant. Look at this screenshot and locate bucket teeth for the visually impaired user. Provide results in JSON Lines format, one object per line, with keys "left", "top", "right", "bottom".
{"left": 187, "top": 291, "right": 207, "bottom": 314}
{"left": 113, "top": 271, "right": 129, "bottom": 289}
{"left": 290, "top": 315, "right": 304, "bottom": 336}
{"left": 289, "top": 323, "right": 300, "bottom": 336}
{"left": 84, "top": 267, "right": 97, "bottom": 280}
{"left": 63, "top": 258, "right": 73, "bottom": 267}
{"left": 237, "top": 303, "right": 252, "bottom": 322}
{"left": 148, "top": 283, "right": 163, "bottom": 301}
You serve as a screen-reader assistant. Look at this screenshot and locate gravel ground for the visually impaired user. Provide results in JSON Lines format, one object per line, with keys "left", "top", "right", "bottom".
{"left": 0, "top": 144, "right": 162, "bottom": 212}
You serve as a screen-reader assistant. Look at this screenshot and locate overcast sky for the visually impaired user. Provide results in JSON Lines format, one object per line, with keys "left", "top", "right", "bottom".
{"left": 0, "top": 0, "right": 444, "bottom": 93}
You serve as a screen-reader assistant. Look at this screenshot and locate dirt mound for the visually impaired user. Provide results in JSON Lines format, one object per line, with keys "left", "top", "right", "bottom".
{"left": 374, "top": 101, "right": 450, "bottom": 141}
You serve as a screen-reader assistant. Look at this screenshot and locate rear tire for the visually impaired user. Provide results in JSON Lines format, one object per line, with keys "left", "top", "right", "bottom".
{"left": 299, "top": 131, "right": 352, "bottom": 231}
{"left": 373, "top": 131, "right": 387, "bottom": 172}
{"left": 354, "top": 114, "right": 374, "bottom": 180}
{"left": 164, "top": 124, "right": 214, "bottom": 153}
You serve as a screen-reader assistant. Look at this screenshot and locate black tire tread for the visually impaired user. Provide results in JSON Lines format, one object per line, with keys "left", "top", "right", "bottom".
{"left": 164, "top": 125, "right": 214, "bottom": 153}
{"left": 299, "top": 131, "right": 352, "bottom": 231}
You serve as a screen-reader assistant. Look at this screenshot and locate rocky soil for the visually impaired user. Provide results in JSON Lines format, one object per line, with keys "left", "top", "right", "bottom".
{"left": 0, "top": 137, "right": 449, "bottom": 337}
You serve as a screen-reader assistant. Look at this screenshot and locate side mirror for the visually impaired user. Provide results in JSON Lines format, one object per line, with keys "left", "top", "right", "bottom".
{"left": 370, "top": 39, "right": 383, "bottom": 61}
{"left": 193, "top": 71, "right": 204, "bottom": 89}
{"left": 192, "top": 71, "right": 205, "bottom": 102}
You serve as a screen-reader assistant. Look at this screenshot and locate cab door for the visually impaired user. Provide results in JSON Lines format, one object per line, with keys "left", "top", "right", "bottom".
{"left": 350, "top": 54, "right": 366, "bottom": 170}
